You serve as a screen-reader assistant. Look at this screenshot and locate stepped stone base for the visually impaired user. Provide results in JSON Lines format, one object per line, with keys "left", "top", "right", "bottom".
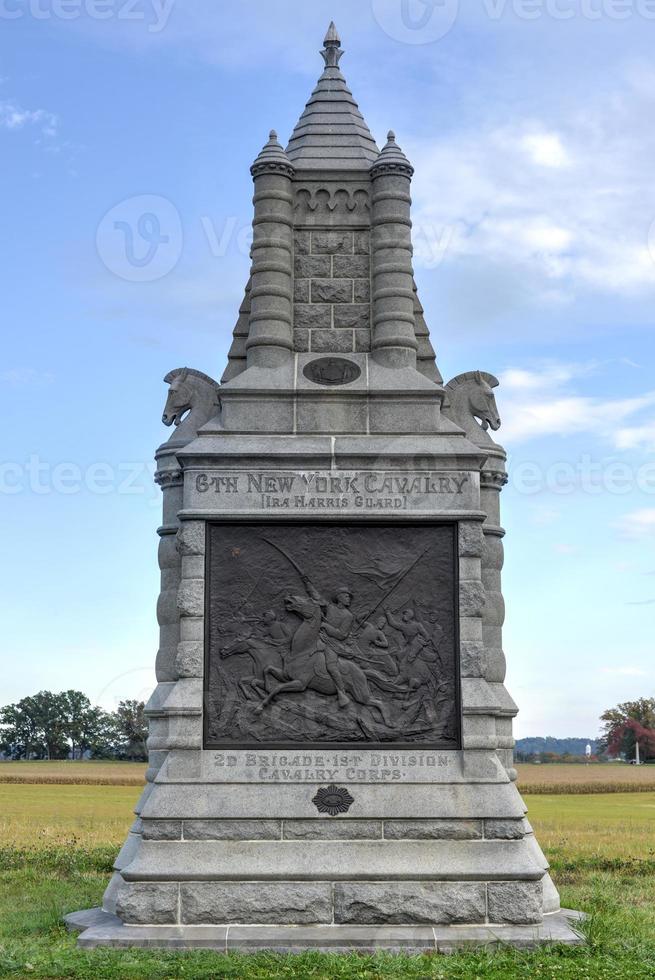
{"left": 66, "top": 907, "right": 584, "bottom": 953}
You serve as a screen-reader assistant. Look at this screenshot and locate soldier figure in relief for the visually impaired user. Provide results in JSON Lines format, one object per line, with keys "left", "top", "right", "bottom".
{"left": 384, "top": 608, "right": 430, "bottom": 663}
{"left": 262, "top": 609, "right": 292, "bottom": 645}
{"left": 302, "top": 578, "right": 354, "bottom": 708}
{"left": 355, "top": 617, "right": 399, "bottom": 676}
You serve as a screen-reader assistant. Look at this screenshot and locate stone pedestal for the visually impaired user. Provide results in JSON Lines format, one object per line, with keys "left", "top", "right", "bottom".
{"left": 68, "top": 23, "right": 580, "bottom": 952}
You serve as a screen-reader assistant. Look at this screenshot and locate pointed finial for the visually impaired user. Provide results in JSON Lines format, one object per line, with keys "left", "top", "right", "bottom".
{"left": 324, "top": 20, "right": 340, "bottom": 44}
{"left": 321, "top": 21, "right": 344, "bottom": 67}
{"left": 251, "top": 129, "right": 294, "bottom": 178}
{"left": 371, "top": 130, "right": 414, "bottom": 178}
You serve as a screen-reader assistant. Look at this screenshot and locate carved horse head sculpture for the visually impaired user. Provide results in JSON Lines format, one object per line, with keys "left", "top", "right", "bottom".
{"left": 162, "top": 367, "right": 220, "bottom": 446}
{"left": 443, "top": 370, "right": 501, "bottom": 445}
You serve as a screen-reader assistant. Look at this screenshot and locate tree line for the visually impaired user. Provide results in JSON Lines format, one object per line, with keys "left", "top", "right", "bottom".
{"left": 1, "top": 691, "right": 653, "bottom": 765}
{"left": 0, "top": 690, "right": 148, "bottom": 761}
{"left": 516, "top": 699, "right": 655, "bottom": 763}
{"left": 600, "top": 697, "right": 655, "bottom": 762}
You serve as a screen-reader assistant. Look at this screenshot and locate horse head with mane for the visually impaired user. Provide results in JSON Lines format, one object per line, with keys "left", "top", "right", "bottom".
{"left": 162, "top": 367, "right": 221, "bottom": 446}
{"left": 442, "top": 370, "right": 502, "bottom": 446}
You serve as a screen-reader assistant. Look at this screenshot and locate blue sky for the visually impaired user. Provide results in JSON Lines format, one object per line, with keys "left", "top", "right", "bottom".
{"left": 2, "top": 0, "right": 654, "bottom": 738}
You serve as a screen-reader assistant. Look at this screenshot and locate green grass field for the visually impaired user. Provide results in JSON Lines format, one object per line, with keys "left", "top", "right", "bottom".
{"left": 1, "top": 765, "right": 654, "bottom": 979}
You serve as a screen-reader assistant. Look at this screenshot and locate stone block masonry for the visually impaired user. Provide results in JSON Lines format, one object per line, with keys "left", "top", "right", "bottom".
{"left": 115, "top": 879, "right": 543, "bottom": 926}
{"left": 293, "top": 228, "right": 371, "bottom": 353}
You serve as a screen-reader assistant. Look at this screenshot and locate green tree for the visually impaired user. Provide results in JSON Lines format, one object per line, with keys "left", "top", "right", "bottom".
{"left": 113, "top": 700, "right": 148, "bottom": 761}
{"left": 0, "top": 700, "right": 44, "bottom": 759}
{"left": 58, "top": 690, "right": 114, "bottom": 758}
{"left": 600, "top": 698, "right": 655, "bottom": 761}
{"left": 0, "top": 690, "right": 115, "bottom": 760}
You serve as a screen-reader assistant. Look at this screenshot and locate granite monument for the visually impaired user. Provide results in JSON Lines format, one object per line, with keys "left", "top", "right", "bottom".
{"left": 67, "top": 25, "right": 582, "bottom": 952}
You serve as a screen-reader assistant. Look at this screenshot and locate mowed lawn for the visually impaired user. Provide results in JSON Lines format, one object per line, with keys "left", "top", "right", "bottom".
{"left": 0, "top": 764, "right": 654, "bottom": 979}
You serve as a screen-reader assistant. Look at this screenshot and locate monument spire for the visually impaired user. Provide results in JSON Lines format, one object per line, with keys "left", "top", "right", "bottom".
{"left": 286, "top": 25, "right": 379, "bottom": 169}
{"left": 321, "top": 20, "right": 343, "bottom": 67}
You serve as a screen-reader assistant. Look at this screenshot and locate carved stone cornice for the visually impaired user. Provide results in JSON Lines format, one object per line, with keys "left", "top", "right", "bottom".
{"left": 480, "top": 469, "right": 508, "bottom": 491}
{"left": 250, "top": 130, "right": 295, "bottom": 180}
{"left": 370, "top": 132, "right": 414, "bottom": 179}
{"left": 370, "top": 160, "right": 414, "bottom": 178}
{"left": 294, "top": 185, "right": 370, "bottom": 218}
{"left": 155, "top": 469, "right": 183, "bottom": 489}
{"left": 251, "top": 160, "right": 295, "bottom": 179}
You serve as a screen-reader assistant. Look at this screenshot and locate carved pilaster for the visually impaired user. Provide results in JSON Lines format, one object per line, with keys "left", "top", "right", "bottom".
{"left": 153, "top": 456, "right": 183, "bottom": 685}
{"left": 369, "top": 133, "right": 418, "bottom": 369}
{"left": 480, "top": 458, "right": 516, "bottom": 778}
{"left": 246, "top": 131, "right": 295, "bottom": 369}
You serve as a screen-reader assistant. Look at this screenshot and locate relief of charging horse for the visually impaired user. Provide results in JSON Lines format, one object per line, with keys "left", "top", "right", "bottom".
{"left": 253, "top": 591, "right": 395, "bottom": 727}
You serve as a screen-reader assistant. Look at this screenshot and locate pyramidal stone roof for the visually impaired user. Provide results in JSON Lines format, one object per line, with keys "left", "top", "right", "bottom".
{"left": 286, "top": 22, "right": 380, "bottom": 170}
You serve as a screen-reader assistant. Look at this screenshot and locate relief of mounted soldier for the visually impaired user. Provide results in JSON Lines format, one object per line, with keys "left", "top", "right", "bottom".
{"left": 216, "top": 535, "right": 453, "bottom": 738}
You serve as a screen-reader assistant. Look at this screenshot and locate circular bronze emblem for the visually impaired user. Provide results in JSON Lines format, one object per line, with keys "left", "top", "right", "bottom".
{"left": 303, "top": 357, "right": 361, "bottom": 386}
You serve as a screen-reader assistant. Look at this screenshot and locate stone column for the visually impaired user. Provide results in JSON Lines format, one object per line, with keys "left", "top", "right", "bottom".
{"left": 480, "top": 455, "right": 516, "bottom": 779}
{"left": 246, "top": 131, "right": 295, "bottom": 369}
{"left": 100, "top": 445, "right": 184, "bottom": 918}
{"left": 369, "top": 132, "right": 418, "bottom": 369}
{"left": 150, "top": 446, "right": 184, "bottom": 779}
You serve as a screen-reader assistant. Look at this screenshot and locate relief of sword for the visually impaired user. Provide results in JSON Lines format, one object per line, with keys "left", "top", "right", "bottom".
{"left": 263, "top": 535, "right": 433, "bottom": 639}
{"left": 261, "top": 537, "right": 311, "bottom": 587}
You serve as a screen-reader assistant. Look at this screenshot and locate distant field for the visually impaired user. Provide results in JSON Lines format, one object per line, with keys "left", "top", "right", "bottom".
{"left": 1, "top": 779, "right": 654, "bottom": 854}
{"left": 0, "top": 761, "right": 146, "bottom": 785}
{"left": 516, "top": 762, "right": 655, "bottom": 794}
{"left": 2, "top": 760, "right": 654, "bottom": 793}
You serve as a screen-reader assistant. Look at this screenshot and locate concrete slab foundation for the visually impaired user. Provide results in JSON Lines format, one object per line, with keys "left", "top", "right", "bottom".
{"left": 66, "top": 907, "right": 584, "bottom": 953}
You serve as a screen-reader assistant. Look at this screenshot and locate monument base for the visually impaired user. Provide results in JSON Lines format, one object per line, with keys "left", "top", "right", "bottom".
{"left": 66, "top": 907, "right": 584, "bottom": 953}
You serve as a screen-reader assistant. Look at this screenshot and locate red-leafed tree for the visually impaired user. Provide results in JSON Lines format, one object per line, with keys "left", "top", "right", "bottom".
{"left": 600, "top": 698, "right": 655, "bottom": 762}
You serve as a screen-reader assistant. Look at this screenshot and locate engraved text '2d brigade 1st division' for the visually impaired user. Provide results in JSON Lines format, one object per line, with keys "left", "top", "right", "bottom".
{"left": 67, "top": 24, "right": 583, "bottom": 952}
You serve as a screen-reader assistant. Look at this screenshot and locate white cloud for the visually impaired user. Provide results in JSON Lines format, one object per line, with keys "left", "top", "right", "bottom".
{"left": 553, "top": 543, "right": 577, "bottom": 555}
{"left": 409, "top": 66, "right": 655, "bottom": 299}
{"left": 520, "top": 131, "right": 570, "bottom": 169}
{"left": 496, "top": 360, "right": 655, "bottom": 445}
{"left": 614, "top": 422, "right": 655, "bottom": 452}
{"left": 600, "top": 666, "right": 648, "bottom": 676}
{"left": 615, "top": 509, "right": 655, "bottom": 539}
{"left": 501, "top": 362, "right": 598, "bottom": 392}
{"left": 0, "top": 100, "right": 58, "bottom": 139}
{"left": 502, "top": 392, "right": 655, "bottom": 444}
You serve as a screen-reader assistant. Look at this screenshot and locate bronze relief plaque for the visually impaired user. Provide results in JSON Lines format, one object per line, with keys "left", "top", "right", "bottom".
{"left": 204, "top": 523, "right": 460, "bottom": 748}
